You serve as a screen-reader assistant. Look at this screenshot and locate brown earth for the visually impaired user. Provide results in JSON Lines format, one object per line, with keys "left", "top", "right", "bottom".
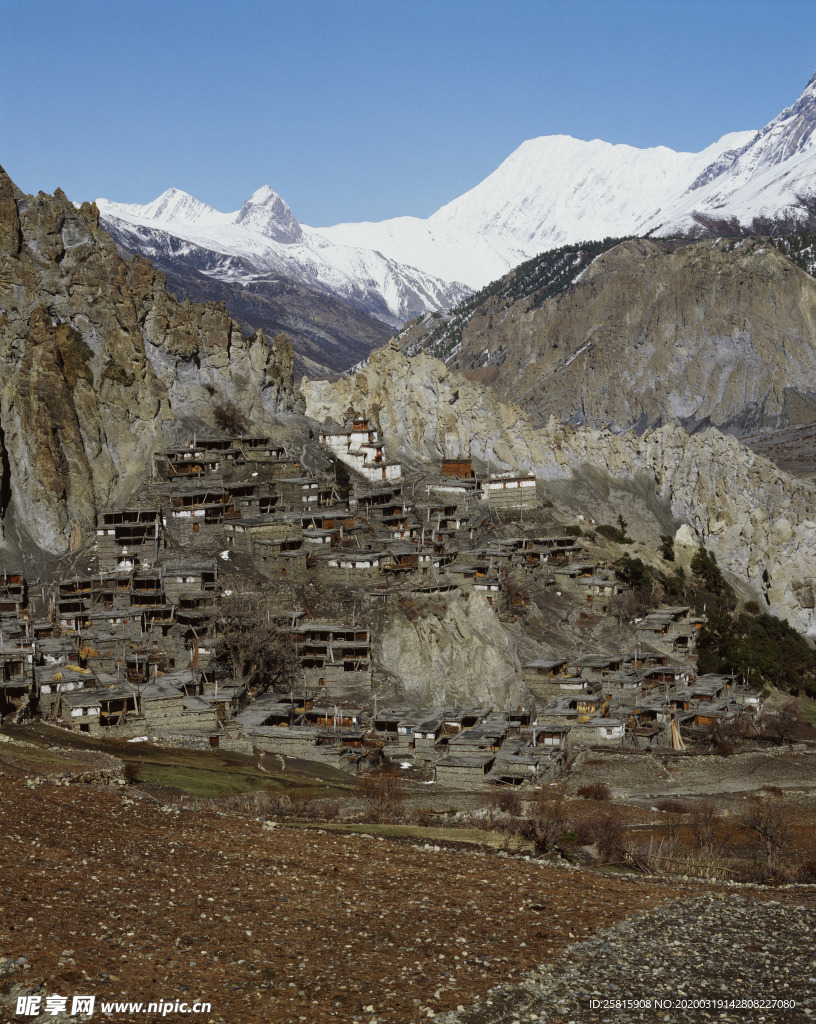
{"left": 2, "top": 772, "right": 816, "bottom": 1024}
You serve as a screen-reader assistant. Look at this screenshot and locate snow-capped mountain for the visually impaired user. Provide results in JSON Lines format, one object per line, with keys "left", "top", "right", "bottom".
{"left": 653, "top": 71, "right": 816, "bottom": 234}
{"left": 317, "top": 131, "right": 755, "bottom": 286}
{"left": 319, "top": 71, "right": 816, "bottom": 288}
{"left": 96, "top": 188, "right": 470, "bottom": 327}
{"left": 97, "top": 70, "right": 816, "bottom": 334}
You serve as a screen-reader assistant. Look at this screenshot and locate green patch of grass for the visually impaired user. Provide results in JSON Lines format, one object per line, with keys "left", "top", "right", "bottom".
{"left": 132, "top": 763, "right": 273, "bottom": 797}
{"left": 798, "top": 699, "right": 816, "bottom": 727}
{"left": 6, "top": 724, "right": 355, "bottom": 800}
{"left": 0, "top": 742, "right": 92, "bottom": 774}
{"left": 286, "top": 820, "right": 533, "bottom": 851}
{"left": 131, "top": 759, "right": 352, "bottom": 799}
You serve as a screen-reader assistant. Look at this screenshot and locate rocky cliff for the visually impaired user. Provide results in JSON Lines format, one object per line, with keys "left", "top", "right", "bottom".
{"left": 0, "top": 168, "right": 298, "bottom": 554}
{"left": 376, "top": 593, "right": 524, "bottom": 706}
{"left": 106, "top": 222, "right": 393, "bottom": 380}
{"left": 303, "top": 344, "right": 816, "bottom": 636}
{"left": 402, "top": 238, "right": 816, "bottom": 435}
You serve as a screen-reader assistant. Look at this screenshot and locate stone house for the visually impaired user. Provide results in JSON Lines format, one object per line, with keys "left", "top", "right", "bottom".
{"left": 57, "top": 685, "right": 141, "bottom": 734}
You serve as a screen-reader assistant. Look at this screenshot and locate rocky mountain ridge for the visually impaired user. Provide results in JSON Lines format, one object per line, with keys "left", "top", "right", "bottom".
{"left": 97, "top": 187, "right": 469, "bottom": 327}
{"left": 91, "top": 71, "right": 816, "bottom": 381}
{"left": 0, "top": 168, "right": 298, "bottom": 555}
{"left": 303, "top": 343, "right": 816, "bottom": 636}
{"left": 131, "top": 238, "right": 393, "bottom": 380}
{"left": 398, "top": 236, "right": 816, "bottom": 436}
{"left": 5, "top": 168, "right": 816, "bottom": 651}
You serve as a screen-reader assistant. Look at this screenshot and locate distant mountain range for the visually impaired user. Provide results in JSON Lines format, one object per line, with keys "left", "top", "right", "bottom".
{"left": 317, "top": 71, "right": 816, "bottom": 287}
{"left": 97, "top": 185, "right": 470, "bottom": 328}
{"left": 96, "top": 70, "right": 816, "bottom": 374}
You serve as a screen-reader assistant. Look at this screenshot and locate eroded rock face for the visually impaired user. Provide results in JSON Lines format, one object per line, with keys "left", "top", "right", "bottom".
{"left": 430, "top": 238, "right": 816, "bottom": 434}
{"left": 376, "top": 594, "right": 522, "bottom": 705}
{"left": 304, "top": 339, "right": 538, "bottom": 469}
{"left": 303, "top": 344, "right": 816, "bottom": 635}
{"left": 0, "top": 168, "right": 298, "bottom": 553}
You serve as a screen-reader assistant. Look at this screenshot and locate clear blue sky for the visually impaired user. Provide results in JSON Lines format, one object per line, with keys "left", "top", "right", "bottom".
{"left": 2, "top": 0, "right": 816, "bottom": 224}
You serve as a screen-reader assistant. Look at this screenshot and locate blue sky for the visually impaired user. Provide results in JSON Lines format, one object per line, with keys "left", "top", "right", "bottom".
{"left": 3, "top": 0, "right": 816, "bottom": 223}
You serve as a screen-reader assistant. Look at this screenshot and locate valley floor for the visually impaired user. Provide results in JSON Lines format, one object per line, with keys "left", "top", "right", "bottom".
{"left": 1, "top": 741, "right": 815, "bottom": 1024}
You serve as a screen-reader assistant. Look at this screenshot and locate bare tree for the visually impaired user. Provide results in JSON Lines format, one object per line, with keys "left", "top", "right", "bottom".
{"left": 215, "top": 587, "right": 299, "bottom": 694}
{"left": 614, "top": 587, "right": 662, "bottom": 623}
{"left": 688, "top": 800, "right": 720, "bottom": 852}
{"left": 741, "top": 793, "right": 793, "bottom": 879}
{"left": 762, "top": 705, "right": 799, "bottom": 746}
{"left": 480, "top": 787, "right": 523, "bottom": 832}
{"left": 358, "top": 768, "right": 404, "bottom": 823}
{"left": 213, "top": 402, "right": 248, "bottom": 434}
{"left": 516, "top": 786, "right": 572, "bottom": 856}
{"left": 588, "top": 808, "right": 627, "bottom": 864}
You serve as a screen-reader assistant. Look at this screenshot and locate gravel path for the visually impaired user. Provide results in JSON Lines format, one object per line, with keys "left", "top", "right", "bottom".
{"left": 438, "top": 893, "right": 815, "bottom": 1023}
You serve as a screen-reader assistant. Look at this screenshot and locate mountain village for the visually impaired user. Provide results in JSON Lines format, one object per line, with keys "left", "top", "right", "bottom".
{"left": 4, "top": 40, "right": 816, "bottom": 1024}
{"left": 0, "top": 406, "right": 769, "bottom": 793}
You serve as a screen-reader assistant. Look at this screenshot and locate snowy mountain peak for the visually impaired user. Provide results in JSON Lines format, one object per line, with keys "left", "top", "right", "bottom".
{"left": 672, "top": 70, "right": 816, "bottom": 226}
{"left": 246, "top": 185, "right": 278, "bottom": 205}
{"left": 96, "top": 182, "right": 466, "bottom": 326}
{"left": 424, "top": 129, "right": 756, "bottom": 255}
{"left": 95, "top": 70, "right": 816, "bottom": 336}
{"left": 96, "top": 186, "right": 225, "bottom": 227}
{"left": 234, "top": 186, "right": 302, "bottom": 243}
{"left": 754, "top": 68, "right": 816, "bottom": 161}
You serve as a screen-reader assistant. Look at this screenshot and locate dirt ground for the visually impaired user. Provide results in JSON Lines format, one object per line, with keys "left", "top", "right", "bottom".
{"left": 2, "top": 768, "right": 816, "bottom": 1024}
{"left": 565, "top": 745, "right": 816, "bottom": 799}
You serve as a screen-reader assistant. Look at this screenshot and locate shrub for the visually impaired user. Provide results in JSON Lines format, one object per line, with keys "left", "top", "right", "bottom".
{"left": 308, "top": 798, "right": 342, "bottom": 820}
{"left": 655, "top": 798, "right": 691, "bottom": 815}
{"left": 759, "top": 706, "right": 799, "bottom": 745}
{"left": 213, "top": 401, "right": 248, "bottom": 434}
{"left": 688, "top": 800, "right": 720, "bottom": 851}
{"left": 741, "top": 792, "right": 793, "bottom": 880}
{"left": 614, "top": 555, "right": 655, "bottom": 590}
{"left": 707, "top": 723, "right": 736, "bottom": 756}
{"left": 485, "top": 788, "right": 523, "bottom": 817}
{"left": 358, "top": 770, "right": 404, "bottom": 823}
{"left": 659, "top": 534, "right": 675, "bottom": 561}
{"left": 596, "top": 515, "right": 633, "bottom": 544}
{"left": 576, "top": 782, "right": 612, "bottom": 801}
{"left": 637, "top": 835, "right": 731, "bottom": 881}
{"left": 588, "top": 810, "right": 627, "bottom": 863}
{"left": 287, "top": 788, "right": 320, "bottom": 818}
{"left": 515, "top": 787, "right": 572, "bottom": 855}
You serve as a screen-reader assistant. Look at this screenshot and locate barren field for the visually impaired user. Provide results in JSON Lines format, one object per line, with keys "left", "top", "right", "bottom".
{"left": 1, "top": 753, "right": 816, "bottom": 1024}
{"left": 566, "top": 746, "right": 816, "bottom": 800}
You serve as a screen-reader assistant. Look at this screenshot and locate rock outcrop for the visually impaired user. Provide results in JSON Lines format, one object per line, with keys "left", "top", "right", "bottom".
{"left": 415, "top": 238, "right": 816, "bottom": 435}
{"left": 0, "top": 168, "right": 298, "bottom": 553}
{"left": 303, "top": 344, "right": 816, "bottom": 635}
{"left": 376, "top": 593, "right": 523, "bottom": 706}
